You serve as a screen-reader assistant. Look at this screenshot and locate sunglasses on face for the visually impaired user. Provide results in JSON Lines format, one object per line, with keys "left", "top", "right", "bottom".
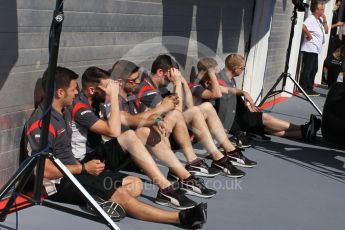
{"left": 125, "top": 77, "right": 140, "bottom": 84}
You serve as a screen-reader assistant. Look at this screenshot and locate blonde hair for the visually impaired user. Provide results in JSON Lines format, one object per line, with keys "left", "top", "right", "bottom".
{"left": 225, "top": 54, "right": 245, "bottom": 71}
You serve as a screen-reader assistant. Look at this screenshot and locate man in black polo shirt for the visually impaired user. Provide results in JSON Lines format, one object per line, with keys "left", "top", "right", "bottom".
{"left": 24, "top": 66, "right": 207, "bottom": 228}
{"left": 191, "top": 54, "right": 321, "bottom": 142}
{"left": 135, "top": 55, "right": 256, "bottom": 170}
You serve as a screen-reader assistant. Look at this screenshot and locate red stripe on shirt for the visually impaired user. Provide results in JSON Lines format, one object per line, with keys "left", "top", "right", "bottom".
{"left": 72, "top": 102, "right": 91, "bottom": 121}
{"left": 26, "top": 120, "right": 56, "bottom": 139}
{"left": 217, "top": 79, "right": 228, "bottom": 87}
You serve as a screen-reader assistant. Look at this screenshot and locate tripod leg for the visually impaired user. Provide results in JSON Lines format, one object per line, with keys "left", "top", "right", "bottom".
{"left": 49, "top": 155, "right": 120, "bottom": 230}
{"left": 0, "top": 190, "right": 18, "bottom": 222}
{"left": 33, "top": 155, "right": 45, "bottom": 201}
{"left": 288, "top": 75, "right": 323, "bottom": 116}
{"left": 0, "top": 156, "right": 38, "bottom": 222}
{"left": 259, "top": 73, "right": 286, "bottom": 106}
{"left": 0, "top": 156, "right": 37, "bottom": 200}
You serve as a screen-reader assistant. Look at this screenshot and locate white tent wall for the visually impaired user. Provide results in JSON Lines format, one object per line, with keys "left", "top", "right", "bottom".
{"left": 243, "top": 0, "right": 275, "bottom": 103}
{"left": 243, "top": 0, "right": 306, "bottom": 103}
{"left": 245, "top": 0, "right": 335, "bottom": 101}
{"left": 261, "top": 0, "right": 297, "bottom": 99}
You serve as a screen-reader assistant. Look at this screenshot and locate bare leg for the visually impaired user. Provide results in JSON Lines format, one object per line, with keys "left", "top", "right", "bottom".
{"left": 117, "top": 130, "right": 171, "bottom": 189}
{"left": 262, "top": 113, "right": 300, "bottom": 132}
{"left": 112, "top": 182, "right": 180, "bottom": 224}
{"left": 182, "top": 106, "right": 224, "bottom": 161}
{"left": 121, "top": 176, "right": 144, "bottom": 198}
{"left": 163, "top": 110, "right": 199, "bottom": 163}
{"left": 265, "top": 128, "right": 302, "bottom": 139}
{"left": 198, "top": 102, "right": 236, "bottom": 152}
{"left": 135, "top": 127, "right": 191, "bottom": 180}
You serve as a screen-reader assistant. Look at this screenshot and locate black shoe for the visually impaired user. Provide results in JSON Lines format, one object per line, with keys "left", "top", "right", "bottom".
{"left": 155, "top": 184, "right": 197, "bottom": 210}
{"left": 180, "top": 175, "right": 217, "bottom": 199}
{"left": 302, "top": 114, "right": 322, "bottom": 142}
{"left": 247, "top": 132, "right": 271, "bottom": 142}
{"left": 186, "top": 159, "right": 221, "bottom": 178}
{"left": 226, "top": 150, "right": 257, "bottom": 168}
{"left": 306, "top": 90, "right": 320, "bottom": 97}
{"left": 211, "top": 157, "right": 245, "bottom": 178}
{"left": 179, "top": 203, "right": 207, "bottom": 229}
{"left": 86, "top": 195, "right": 126, "bottom": 221}
{"left": 230, "top": 131, "right": 252, "bottom": 148}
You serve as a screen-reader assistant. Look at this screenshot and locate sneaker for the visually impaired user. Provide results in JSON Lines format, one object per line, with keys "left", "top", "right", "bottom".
{"left": 247, "top": 132, "right": 271, "bottom": 142}
{"left": 179, "top": 203, "right": 207, "bottom": 229}
{"left": 225, "top": 150, "right": 257, "bottom": 168}
{"left": 219, "top": 146, "right": 245, "bottom": 155}
{"left": 302, "top": 114, "right": 322, "bottom": 142}
{"left": 155, "top": 184, "right": 197, "bottom": 210}
{"left": 306, "top": 89, "right": 320, "bottom": 97}
{"left": 167, "top": 171, "right": 179, "bottom": 182}
{"left": 86, "top": 195, "right": 126, "bottom": 221}
{"left": 180, "top": 175, "right": 217, "bottom": 199}
{"left": 211, "top": 157, "right": 245, "bottom": 178}
{"left": 229, "top": 131, "right": 252, "bottom": 148}
{"left": 185, "top": 159, "right": 221, "bottom": 178}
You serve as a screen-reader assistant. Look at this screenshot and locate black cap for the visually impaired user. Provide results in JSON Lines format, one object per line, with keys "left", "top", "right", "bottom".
{"left": 111, "top": 60, "right": 139, "bottom": 80}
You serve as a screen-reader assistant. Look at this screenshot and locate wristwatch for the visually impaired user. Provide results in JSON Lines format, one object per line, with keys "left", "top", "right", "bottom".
{"left": 81, "top": 163, "right": 88, "bottom": 175}
{"left": 155, "top": 117, "right": 162, "bottom": 125}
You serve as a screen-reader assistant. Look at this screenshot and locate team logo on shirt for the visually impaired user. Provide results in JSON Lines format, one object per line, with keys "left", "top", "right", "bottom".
{"left": 57, "top": 128, "right": 66, "bottom": 135}
{"left": 81, "top": 110, "right": 92, "bottom": 116}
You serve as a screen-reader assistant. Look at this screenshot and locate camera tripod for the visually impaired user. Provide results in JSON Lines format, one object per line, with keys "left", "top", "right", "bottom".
{"left": 259, "top": 6, "right": 323, "bottom": 116}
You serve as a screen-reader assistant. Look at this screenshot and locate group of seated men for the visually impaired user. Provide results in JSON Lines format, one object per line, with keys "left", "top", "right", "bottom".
{"left": 24, "top": 53, "right": 321, "bottom": 228}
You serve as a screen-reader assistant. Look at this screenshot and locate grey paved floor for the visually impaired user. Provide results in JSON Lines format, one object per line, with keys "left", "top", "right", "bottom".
{"left": 1, "top": 87, "right": 344, "bottom": 230}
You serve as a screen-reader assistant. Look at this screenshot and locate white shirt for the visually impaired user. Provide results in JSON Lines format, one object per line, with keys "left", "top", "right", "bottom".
{"left": 301, "top": 15, "right": 325, "bottom": 54}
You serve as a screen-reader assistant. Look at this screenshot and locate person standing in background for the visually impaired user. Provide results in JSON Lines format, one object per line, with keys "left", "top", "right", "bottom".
{"left": 299, "top": 1, "right": 328, "bottom": 96}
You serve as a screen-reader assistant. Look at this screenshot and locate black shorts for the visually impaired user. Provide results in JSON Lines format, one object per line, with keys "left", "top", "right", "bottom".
{"left": 49, "top": 170, "right": 128, "bottom": 205}
{"left": 168, "top": 130, "right": 194, "bottom": 151}
{"left": 82, "top": 139, "right": 131, "bottom": 172}
{"left": 233, "top": 96, "right": 263, "bottom": 133}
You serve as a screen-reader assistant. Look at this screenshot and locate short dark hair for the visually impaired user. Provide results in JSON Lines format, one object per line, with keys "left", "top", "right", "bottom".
{"left": 310, "top": 0, "right": 324, "bottom": 13}
{"left": 151, "top": 54, "right": 179, "bottom": 74}
{"left": 81, "top": 66, "right": 110, "bottom": 89}
{"left": 42, "top": 66, "right": 78, "bottom": 92}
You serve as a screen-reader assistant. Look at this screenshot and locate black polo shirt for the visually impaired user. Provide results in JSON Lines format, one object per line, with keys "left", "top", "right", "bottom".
{"left": 134, "top": 75, "right": 171, "bottom": 108}
{"left": 190, "top": 69, "right": 236, "bottom": 99}
{"left": 102, "top": 95, "right": 146, "bottom": 117}
{"left": 71, "top": 92, "right": 102, "bottom": 160}
{"left": 25, "top": 104, "right": 77, "bottom": 165}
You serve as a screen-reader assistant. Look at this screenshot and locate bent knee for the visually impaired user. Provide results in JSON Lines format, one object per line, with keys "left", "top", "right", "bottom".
{"left": 123, "top": 176, "right": 144, "bottom": 196}
{"left": 135, "top": 127, "right": 151, "bottom": 138}
{"left": 199, "top": 102, "right": 216, "bottom": 115}
{"left": 121, "top": 130, "right": 136, "bottom": 139}
{"left": 118, "top": 130, "right": 140, "bottom": 148}
{"left": 113, "top": 187, "right": 132, "bottom": 204}
{"left": 262, "top": 113, "right": 272, "bottom": 122}
{"left": 167, "top": 109, "right": 183, "bottom": 118}
{"left": 200, "top": 102, "right": 214, "bottom": 111}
